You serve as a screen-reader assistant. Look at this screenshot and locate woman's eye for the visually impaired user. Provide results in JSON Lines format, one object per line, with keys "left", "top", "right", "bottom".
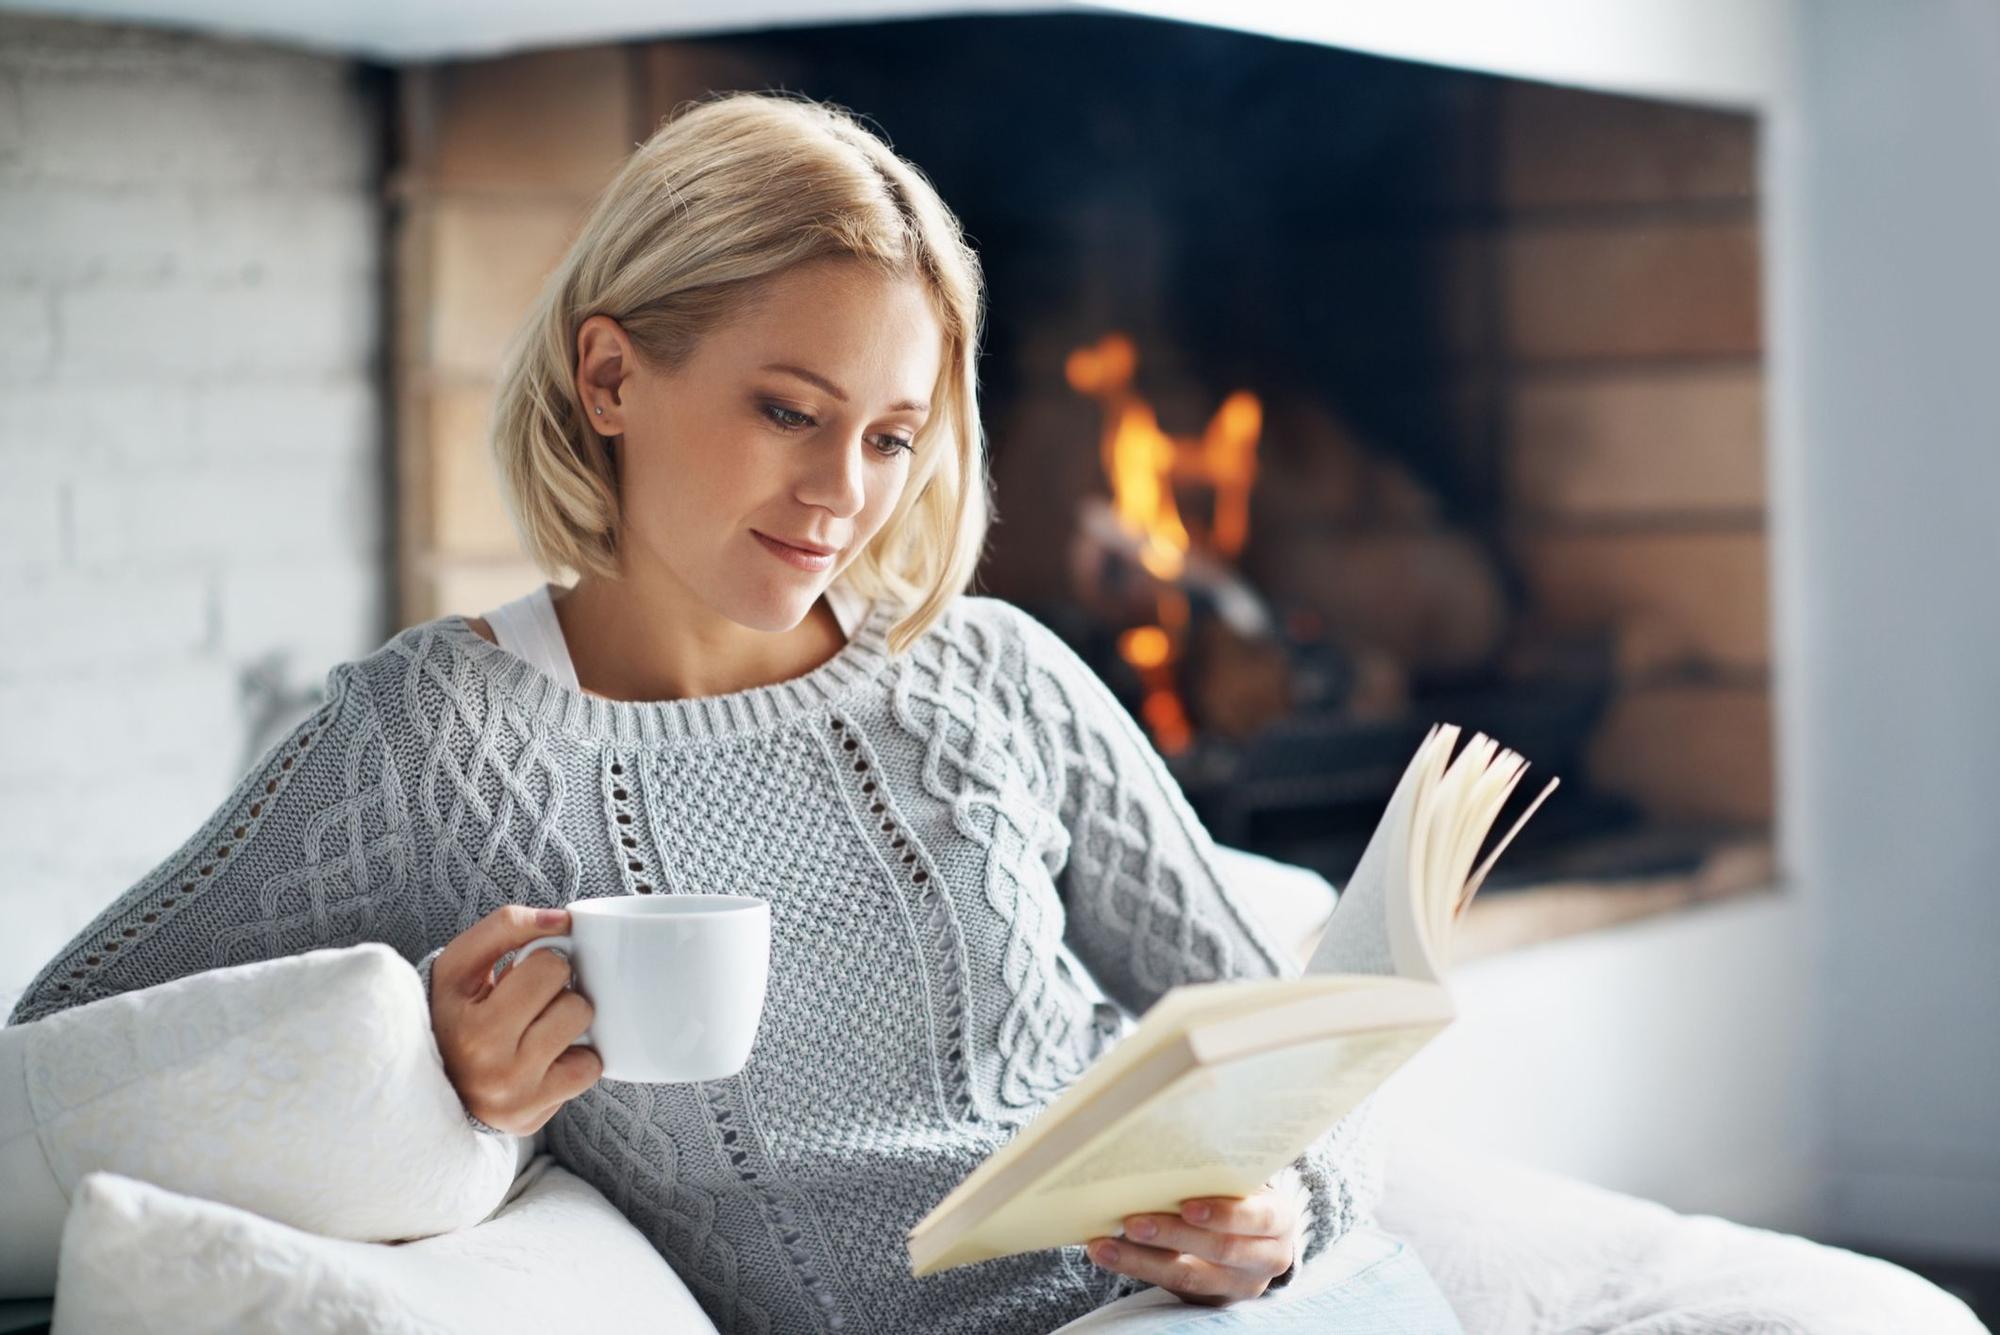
{"left": 766, "top": 403, "right": 913, "bottom": 458}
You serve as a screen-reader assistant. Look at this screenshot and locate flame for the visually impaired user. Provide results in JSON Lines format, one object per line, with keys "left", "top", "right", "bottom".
{"left": 1067, "top": 333, "right": 1261, "bottom": 754}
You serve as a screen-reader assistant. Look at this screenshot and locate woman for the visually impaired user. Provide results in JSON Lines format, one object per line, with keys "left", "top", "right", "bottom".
{"left": 9, "top": 92, "right": 1460, "bottom": 1334}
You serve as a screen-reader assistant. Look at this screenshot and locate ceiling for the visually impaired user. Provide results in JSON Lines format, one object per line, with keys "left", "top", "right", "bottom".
{"left": 0, "top": 0, "right": 1784, "bottom": 108}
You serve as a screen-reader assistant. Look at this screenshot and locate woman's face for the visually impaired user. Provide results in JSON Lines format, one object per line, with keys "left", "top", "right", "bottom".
{"left": 576, "top": 257, "right": 944, "bottom": 634}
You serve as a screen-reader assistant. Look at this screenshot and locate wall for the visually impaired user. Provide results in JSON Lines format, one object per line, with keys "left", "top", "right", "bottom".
{"left": 1771, "top": 0, "right": 2000, "bottom": 1260}
{"left": 1370, "top": 887, "right": 1819, "bottom": 1233}
{"left": 0, "top": 13, "right": 388, "bottom": 1014}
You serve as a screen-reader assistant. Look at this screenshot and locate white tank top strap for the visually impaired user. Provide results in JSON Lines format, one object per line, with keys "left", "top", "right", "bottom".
{"left": 478, "top": 582, "right": 581, "bottom": 691}
{"left": 824, "top": 580, "right": 868, "bottom": 638}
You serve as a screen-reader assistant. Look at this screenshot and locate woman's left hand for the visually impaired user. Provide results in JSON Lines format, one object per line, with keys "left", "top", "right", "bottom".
{"left": 1086, "top": 1185, "right": 1299, "bottom": 1306}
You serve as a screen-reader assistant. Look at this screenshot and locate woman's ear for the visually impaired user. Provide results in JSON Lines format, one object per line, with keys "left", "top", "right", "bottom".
{"left": 575, "top": 314, "right": 632, "bottom": 438}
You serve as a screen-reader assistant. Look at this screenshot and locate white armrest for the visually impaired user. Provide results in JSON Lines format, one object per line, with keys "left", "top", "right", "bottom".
{"left": 1211, "top": 843, "right": 1339, "bottom": 970}
{"left": 0, "top": 1019, "right": 69, "bottom": 1296}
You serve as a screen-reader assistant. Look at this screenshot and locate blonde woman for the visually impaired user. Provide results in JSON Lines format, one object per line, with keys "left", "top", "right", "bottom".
{"left": 10, "top": 92, "right": 1461, "bottom": 1333}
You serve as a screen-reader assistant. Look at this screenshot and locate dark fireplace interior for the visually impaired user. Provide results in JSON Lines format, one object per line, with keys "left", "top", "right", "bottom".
{"left": 690, "top": 13, "right": 1772, "bottom": 893}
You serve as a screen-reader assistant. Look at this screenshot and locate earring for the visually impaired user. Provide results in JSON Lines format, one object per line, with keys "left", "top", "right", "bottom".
{"left": 594, "top": 406, "right": 604, "bottom": 415}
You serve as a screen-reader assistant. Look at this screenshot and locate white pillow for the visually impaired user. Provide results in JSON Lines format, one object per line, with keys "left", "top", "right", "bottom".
{"left": 50, "top": 1157, "right": 720, "bottom": 1335}
{"left": 0, "top": 942, "right": 530, "bottom": 1298}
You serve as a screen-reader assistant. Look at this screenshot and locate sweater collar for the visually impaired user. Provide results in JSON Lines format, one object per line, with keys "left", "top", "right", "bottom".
{"left": 435, "top": 593, "right": 898, "bottom": 746}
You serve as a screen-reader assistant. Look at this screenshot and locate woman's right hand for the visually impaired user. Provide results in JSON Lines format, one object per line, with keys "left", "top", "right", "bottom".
{"left": 428, "top": 905, "right": 604, "bottom": 1135}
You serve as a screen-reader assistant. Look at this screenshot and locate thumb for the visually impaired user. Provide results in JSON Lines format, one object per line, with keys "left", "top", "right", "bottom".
{"left": 437, "top": 904, "right": 570, "bottom": 999}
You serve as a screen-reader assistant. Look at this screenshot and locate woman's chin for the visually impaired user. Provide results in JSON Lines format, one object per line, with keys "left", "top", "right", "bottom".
{"left": 718, "top": 585, "right": 824, "bottom": 635}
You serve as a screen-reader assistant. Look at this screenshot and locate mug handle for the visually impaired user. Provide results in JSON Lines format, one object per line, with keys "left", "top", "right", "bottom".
{"left": 500, "top": 934, "right": 594, "bottom": 1048}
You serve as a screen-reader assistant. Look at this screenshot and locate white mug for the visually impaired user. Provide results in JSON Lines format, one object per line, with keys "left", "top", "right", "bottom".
{"left": 501, "top": 893, "right": 772, "bottom": 1083}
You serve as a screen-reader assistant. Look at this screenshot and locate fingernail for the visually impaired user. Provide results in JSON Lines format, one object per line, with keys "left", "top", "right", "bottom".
{"left": 1186, "top": 1203, "right": 1211, "bottom": 1222}
{"left": 537, "top": 908, "right": 566, "bottom": 925}
{"left": 1128, "top": 1218, "right": 1156, "bottom": 1240}
{"left": 1092, "top": 1242, "right": 1119, "bottom": 1264}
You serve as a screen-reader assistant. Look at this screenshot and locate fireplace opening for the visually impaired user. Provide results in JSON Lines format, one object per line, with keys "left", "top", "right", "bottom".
{"left": 712, "top": 13, "right": 1776, "bottom": 895}
{"left": 672, "top": 13, "right": 1775, "bottom": 896}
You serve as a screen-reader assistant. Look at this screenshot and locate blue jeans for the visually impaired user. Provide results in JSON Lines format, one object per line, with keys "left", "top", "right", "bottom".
{"left": 1051, "top": 1225, "right": 1465, "bottom": 1334}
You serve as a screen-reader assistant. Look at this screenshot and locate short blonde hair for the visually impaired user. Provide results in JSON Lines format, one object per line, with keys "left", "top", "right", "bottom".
{"left": 490, "top": 91, "right": 992, "bottom": 656}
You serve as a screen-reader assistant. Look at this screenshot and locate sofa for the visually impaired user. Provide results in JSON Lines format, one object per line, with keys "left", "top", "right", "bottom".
{"left": 1, "top": 853, "right": 1987, "bottom": 1335}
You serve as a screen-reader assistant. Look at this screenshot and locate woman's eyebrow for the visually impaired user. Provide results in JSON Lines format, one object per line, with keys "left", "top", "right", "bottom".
{"left": 761, "top": 362, "right": 929, "bottom": 415}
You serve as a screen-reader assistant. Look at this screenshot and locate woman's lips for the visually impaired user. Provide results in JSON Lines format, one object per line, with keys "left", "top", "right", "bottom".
{"left": 753, "top": 530, "right": 836, "bottom": 571}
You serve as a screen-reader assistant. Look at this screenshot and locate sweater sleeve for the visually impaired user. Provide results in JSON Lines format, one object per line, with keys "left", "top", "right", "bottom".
{"left": 7, "top": 661, "right": 407, "bottom": 1027}
{"left": 1004, "top": 602, "right": 1385, "bottom": 1275}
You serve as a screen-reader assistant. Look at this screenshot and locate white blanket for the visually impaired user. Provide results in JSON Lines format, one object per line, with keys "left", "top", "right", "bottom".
{"left": 1375, "top": 1132, "right": 1987, "bottom": 1334}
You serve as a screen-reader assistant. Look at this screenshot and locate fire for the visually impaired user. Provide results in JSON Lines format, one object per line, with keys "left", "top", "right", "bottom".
{"left": 1066, "top": 333, "right": 1262, "bottom": 754}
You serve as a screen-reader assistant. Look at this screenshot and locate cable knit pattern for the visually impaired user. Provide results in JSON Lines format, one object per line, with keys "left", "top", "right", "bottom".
{"left": 8, "top": 593, "right": 1383, "bottom": 1333}
{"left": 1004, "top": 606, "right": 1386, "bottom": 1276}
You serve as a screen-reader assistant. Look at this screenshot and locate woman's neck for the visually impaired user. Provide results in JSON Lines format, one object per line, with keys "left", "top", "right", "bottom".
{"left": 549, "top": 577, "right": 848, "bottom": 705}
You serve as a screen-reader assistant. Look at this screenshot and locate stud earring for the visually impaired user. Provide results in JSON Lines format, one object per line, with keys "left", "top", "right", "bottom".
{"left": 594, "top": 406, "right": 604, "bottom": 415}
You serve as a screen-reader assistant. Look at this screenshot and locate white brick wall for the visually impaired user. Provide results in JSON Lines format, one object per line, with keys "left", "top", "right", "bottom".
{"left": 0, "top": 14, "right": 387, "bottom": 1014}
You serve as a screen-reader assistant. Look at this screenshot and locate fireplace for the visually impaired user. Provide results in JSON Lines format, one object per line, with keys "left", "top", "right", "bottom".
{"left": 406, "top": 11, "right": 1776, "bottom": 899}
{"left": 693, "top": 14, "right": 1773, "bottom": 893}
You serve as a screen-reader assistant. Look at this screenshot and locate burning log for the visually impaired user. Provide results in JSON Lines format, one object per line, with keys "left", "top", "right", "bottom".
{"left": 1062, "top": 331, "right": 1510, "bottom": 750}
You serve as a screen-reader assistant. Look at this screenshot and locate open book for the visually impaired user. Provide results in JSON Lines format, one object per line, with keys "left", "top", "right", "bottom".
{"left": 906, "top": 722, "right": 1558, "bottom": 1278}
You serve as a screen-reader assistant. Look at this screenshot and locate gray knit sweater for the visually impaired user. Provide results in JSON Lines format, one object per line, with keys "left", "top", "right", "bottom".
{"left": 9, "top": 592, "right": 1383, "bottom": 1334}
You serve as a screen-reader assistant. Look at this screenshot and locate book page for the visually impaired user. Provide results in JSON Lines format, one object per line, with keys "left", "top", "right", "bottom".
{"left": 1302, "top": 726, "right": 1435, "bottom": 981}
{"left": 1303, "top": 724, "right": 1549, "bottom": 986}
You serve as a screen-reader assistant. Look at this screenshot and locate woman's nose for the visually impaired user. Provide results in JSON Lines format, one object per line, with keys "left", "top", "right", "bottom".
{"left": 799, "top": 434, "right": 869, "bottom": 517}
